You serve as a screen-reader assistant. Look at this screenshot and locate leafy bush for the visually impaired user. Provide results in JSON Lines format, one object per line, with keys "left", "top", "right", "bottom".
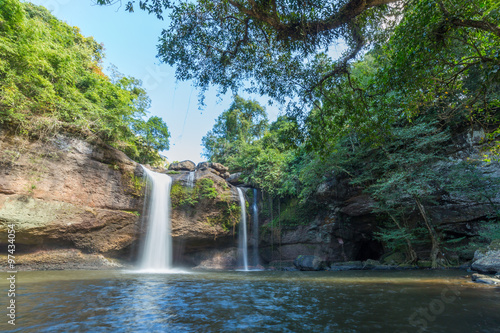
{"left": 196, "top": 178, "right": 218, "bottom": 200}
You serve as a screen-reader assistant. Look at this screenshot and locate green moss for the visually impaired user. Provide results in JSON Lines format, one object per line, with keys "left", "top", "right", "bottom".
{"left": 196, "top": 178, "right": 218, "bottom": 200}
{"left": 122, "top": 210, "right": 140, "bottom": 216}
{"left": 170, "top": 177, "right": 239, "bottom": 233}
{"left": 268, "top": 198, "right": 316, "bottom": 228}
{"left": 418, "top": 260, "right": 432, "bottom": 268}
{"left": 170, "top": 183, "right": 198, "bottom": 208}
{"left": 206, "top": 201, "right": 240, "bottom": 233}
{"left": 123, "top": 172, "right": 145, "bottom": 197}
{"left": 166, "top": 170, "right": 180, "bottom": 174}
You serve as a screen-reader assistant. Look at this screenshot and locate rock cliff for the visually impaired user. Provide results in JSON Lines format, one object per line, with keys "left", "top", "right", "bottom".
{"left": 259, "top": 130, "right": 500, "bottom": 269}
{"left": 0, "top": 133, "right": 241, "bottom": 270}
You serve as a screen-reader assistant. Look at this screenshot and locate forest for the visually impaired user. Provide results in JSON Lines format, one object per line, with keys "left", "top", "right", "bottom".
{"left": 1, "top": 0, "right": 500, "bottom": 331}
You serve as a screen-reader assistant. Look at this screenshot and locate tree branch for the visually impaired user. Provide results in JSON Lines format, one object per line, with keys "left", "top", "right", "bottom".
{"left": 307, "top": 21, "right": 365, "bottom": 94}
{"left": 227, "top": 0, "right": 399, "bottom": 41}
{"left": 438, "top": 1, "right": 500, "bottom": 38}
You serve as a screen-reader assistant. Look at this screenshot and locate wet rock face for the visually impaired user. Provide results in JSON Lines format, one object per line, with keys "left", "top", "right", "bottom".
{"left": 169, "top": 170, "right": 241, "bottom": 265}
{"left": 186, "top": 247, "right": 239, "bottom": 270}
{"left": 0, "top": 134, "right": 143, "bottom": 266}
{"left": 259, "top": 212, "right": 383, "bottom": 265}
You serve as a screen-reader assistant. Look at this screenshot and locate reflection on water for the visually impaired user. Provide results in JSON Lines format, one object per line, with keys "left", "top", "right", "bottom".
{"left": 2, "top": 270, "right": 500, "bottom": 332}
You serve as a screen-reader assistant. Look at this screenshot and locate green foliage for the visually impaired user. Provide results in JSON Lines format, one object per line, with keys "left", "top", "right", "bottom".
{"left": 170, "top": 178, "right": 219, "bottom": 208}
{"left": 170, "top": 183, "right": 198, "bottom": 208}
{"left": 169, "top": 177, "right": 239, "bottom": 232}
{"left": 270, "top": 198, "right": 317, "bottom": 228}
{"left": 479, "top": 223, "right": 500, "bottom": 242}
{"left": 202, "top": 95, "right": 268, "bottom": 164}
{"left": 100, "top": 0, "right": 396, "bottom": 115}
{"left": 0, "top": 1, "right": 170, "bottom": 165}
{"left": 108, "top": 0, "right": 499, "bottom": 264}
{"left": 207, "top": 201, "right": 241, "bottom": 233}
{"left": 196, "top": 178, "right": 218, "bottom": 200}
{"left": 135, "top": 116, "right": 170, "bottom": 151}
{"left": 381, "top": 0, "right": 500, "bottom": 124}
{"left": 123, "top": 172, "right": 145, "bottom": 197}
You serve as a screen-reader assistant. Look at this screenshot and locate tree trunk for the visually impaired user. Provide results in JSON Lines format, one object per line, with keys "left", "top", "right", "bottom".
{"left": 414, "top": 196, "right": 440, "bottom": 268}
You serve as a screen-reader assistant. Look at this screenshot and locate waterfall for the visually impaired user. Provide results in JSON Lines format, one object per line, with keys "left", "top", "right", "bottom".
{"left": 237, "top": 188, "right": 249, "bottom": 271}
{"left": 252, "top": 188, "right": 260, "bottom": 267}
{"left": 139, "top": 167, "right": 173, "bottom": 272}
{"left": 186, "top": 171, "right": 195, "bottom": 188}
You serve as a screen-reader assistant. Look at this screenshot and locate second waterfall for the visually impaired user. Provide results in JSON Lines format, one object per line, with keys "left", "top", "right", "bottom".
{"left": 236, "top": 188, "right": 249, "bottom": 271}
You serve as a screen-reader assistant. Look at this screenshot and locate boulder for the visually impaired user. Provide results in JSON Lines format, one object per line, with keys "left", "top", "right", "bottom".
{"left": 293, "top": 255, "right": 329, "bottom": 271}
{"left": 196, "top": 162, "right": 228, "bottom": 173}
{"left": 196, "top": 161, "right": 210, "bottom": 170}
{"left": 329, "top": 261, "right": 363, "bottom": 271}
{"left": 226, "top": 172, "right": 244, "bottom": 185}
{"left": 362, "top": 259, "right": 382, "bottom": 269}
{"left": 196, "top": 162, "right": 230, "bottom": 179}
{"left": 472, "top": 249, "right": 500, "bottom": 274}
{"left": 210, "top": 162, "right": 228, "bottom": 173}
{"left": 169, "top": 160, "right": 196, "bottom": 171}
{"left": 209, "top": 168, "right": 221, "bottom": 177}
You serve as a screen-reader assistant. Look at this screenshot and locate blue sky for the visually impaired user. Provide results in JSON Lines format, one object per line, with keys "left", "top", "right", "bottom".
{"left": 26, "top": 0, "right": 281, "bottom": 164}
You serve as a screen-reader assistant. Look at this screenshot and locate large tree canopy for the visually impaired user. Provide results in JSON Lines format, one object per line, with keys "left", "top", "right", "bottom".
{"left": 95, "top": 0, "right": 499, "bottom": 120}
{"left": 95, "top": 0, "right": 399, "bottom": 103}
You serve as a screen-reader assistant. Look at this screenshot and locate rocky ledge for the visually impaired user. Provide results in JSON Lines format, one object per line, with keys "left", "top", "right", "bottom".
{"left": 0, "top": 133, "right": 143, "bottom": 270}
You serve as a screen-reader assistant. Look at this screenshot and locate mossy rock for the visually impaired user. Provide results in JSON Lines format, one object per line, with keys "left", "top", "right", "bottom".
{"left": 418, "top": 260, "right": 432, "bottom": 268}
{"left": 489, "top": 239, "right": 500, "bottom": 251}
{"left": 380, "top": 252, "right": 406, "bottom": 265}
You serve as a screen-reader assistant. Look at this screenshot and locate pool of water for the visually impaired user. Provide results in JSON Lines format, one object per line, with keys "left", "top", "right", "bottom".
{"left": 1, "top": 269, "right": 499, "bottom": 332}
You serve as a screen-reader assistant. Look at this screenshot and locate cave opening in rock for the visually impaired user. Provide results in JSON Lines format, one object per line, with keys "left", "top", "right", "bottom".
{"left": 355, "top": 239, "right": 384, "bottom": 261}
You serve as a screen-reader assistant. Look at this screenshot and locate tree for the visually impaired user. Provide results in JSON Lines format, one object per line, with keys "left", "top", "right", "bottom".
{"left": 95, "top": 0, "right": 399, "bottom": 105}
{"left": 378, "top": 0, "right": 500, "bottom": 125}
{"left": 202, "top": 95, "right": 268, "bottom": 164}
{"left": 134, "top": 115, "right": 170, "bottom": 152}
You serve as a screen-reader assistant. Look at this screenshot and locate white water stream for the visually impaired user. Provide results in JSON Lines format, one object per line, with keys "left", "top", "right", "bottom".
{"left": 139, "top": 167, "right": 173, "bottom": 272}
{"left": 252, "top": 188, "right": 260, "bottom": 267}
{"left": 237, "top": 188, "right": 249, "bottom": 271}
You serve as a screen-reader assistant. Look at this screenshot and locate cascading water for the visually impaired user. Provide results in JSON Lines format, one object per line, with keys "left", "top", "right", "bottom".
{"left": 236, "top": 188, "right": 249, "bottom": 271}
{"left": 139, "top": 166, "right": 173, "bottom": 272}
{"left": 252, "top": 188, "right": 260, "bottom": 267}
{"left": 186, "top": 171, "right": 195, "bottom": 188}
